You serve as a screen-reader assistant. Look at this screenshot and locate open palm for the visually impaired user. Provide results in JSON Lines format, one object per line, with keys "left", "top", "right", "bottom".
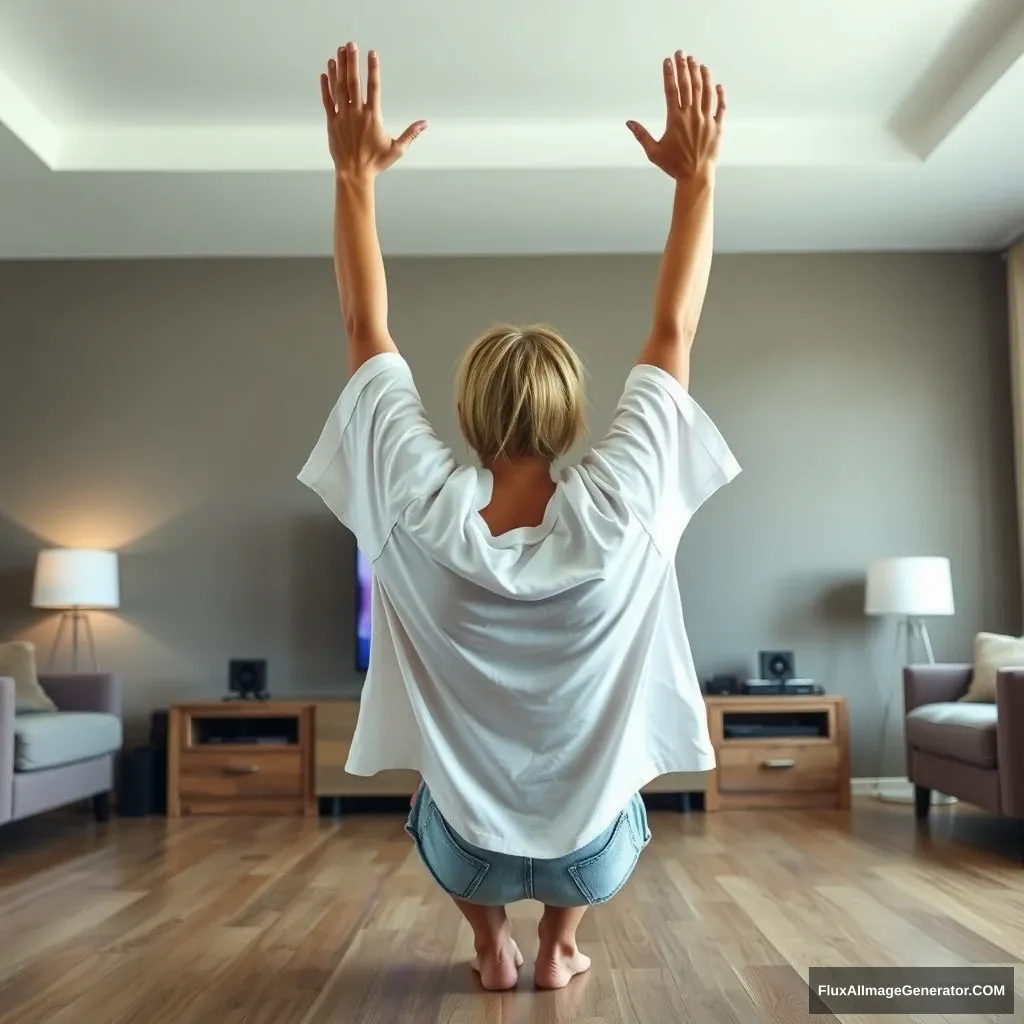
{"left": 627, "top": 51, "right": 726, "bottom": 181}
{"left": 320, "top": 42, "right": 427, "bottom": 180}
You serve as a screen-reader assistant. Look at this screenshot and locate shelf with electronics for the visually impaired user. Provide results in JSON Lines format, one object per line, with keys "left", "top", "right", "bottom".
{"left": 701, "top": 649, "right": 851, "bottom": 812}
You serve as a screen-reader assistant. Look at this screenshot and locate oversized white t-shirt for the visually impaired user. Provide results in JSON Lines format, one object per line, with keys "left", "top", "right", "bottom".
{"left": 298, "top": 352, "right": 740, "bottom": 859}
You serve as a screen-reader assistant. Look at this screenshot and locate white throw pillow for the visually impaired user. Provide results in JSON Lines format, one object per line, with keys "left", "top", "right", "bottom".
{"left": 0, "top": 641, "right": 57, "bottom": 712}
{"left": 962, "top": 632, "right": 1024, "bottom": 703}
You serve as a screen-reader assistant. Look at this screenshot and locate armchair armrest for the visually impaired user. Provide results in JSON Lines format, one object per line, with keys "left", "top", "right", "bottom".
{"left": 996, "top": 669, "right": 1024, "bottom": 817}
{"left": 0, "top": 677, "right": 13, "bottom": 821}
{"left": 903, "top": 664, "right": 972, "bottom": 714}
{"left": 38, "top": 673, "right": 123, "bottom": 718}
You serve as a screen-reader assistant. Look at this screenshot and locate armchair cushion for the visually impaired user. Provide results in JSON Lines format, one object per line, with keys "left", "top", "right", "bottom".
{"left": 15, "top": 711, "right": 122, "bottom": 772}
{"left": 963, "top": 632, "right": 1024, "bottom": 703}
{"left": 906, "top": 702, "right": 998, "bottom": 767}
{"left": 0, "top": 641, "right": 57, "bottom": 713}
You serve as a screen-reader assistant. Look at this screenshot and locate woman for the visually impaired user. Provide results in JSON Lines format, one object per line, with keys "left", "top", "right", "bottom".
{"left": 300, "top": 42, "right": 739, "bottom": 991}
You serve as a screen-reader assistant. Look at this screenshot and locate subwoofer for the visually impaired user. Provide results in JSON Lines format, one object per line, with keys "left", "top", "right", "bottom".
{"left": 228, "top": 659, "right": 269, "bottom": 699}
{"left": 758, "top": 650, "right": 796, "bottom": 683}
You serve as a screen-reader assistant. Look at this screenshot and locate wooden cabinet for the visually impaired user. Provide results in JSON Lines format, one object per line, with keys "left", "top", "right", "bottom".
{"left": 704, "top": 695, "right": 851, "bottom": 811}
{"left": 314, "top": 699, "right": 419, "bottom": 797}
{"left": 312, "top": 699, "right": 707, "bottom": 800}
{"left": 167, "top": 701, "right": 316, "bottom": 817}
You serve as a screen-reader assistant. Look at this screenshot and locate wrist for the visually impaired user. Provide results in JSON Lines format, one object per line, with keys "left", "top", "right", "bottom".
{"left": 335, "top": 170, "right": 376, "bottom": 191}
{"left": 673, "top": 169, "right": 715, "bottom": 193}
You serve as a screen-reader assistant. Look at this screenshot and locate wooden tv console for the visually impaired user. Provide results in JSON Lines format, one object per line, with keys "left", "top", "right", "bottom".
{"left": 313, "top": 699, "right": 705, "bottom": 801}
{"left": 166, "top": 697, "right": 707, "bottom": 816}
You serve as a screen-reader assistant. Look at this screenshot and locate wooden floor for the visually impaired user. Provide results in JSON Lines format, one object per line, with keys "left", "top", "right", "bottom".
{"left": 0, "top": 802, "right": 1021, "bottom": 1023}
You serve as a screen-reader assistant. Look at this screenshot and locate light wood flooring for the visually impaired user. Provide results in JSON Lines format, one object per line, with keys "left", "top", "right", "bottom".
{"left": 0, "top": 801, "right": 1021, "bottom": 1023}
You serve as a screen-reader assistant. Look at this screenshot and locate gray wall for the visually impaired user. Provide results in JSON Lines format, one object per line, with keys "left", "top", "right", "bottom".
{"left": 0, "top": 254, "right": 1018, "bottom": 773}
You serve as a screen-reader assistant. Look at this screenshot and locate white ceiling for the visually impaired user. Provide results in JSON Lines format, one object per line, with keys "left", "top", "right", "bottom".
{"left": 1, "top": 0, "right": 1022, "bottom": 258}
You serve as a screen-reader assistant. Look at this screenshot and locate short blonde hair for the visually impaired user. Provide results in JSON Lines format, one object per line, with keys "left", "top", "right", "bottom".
{"left": 455, "top": 323, "right": 586, "bottom": 463}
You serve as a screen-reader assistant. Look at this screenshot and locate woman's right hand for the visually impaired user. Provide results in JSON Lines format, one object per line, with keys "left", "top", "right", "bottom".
{"left": 626, "top": 51, "right": 726, "bottom": 183}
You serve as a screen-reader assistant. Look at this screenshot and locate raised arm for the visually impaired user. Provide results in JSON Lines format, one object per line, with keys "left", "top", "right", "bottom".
{"left": 321, "top": 42, "right": 428, "bottom": 376}
{"left": 626, "top": 51, "right": 726, "bottom": 389}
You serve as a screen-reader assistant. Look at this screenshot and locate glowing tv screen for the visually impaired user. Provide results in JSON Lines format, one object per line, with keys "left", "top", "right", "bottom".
{"left": 355, "top": 547, "right": 372, "bottom": 672}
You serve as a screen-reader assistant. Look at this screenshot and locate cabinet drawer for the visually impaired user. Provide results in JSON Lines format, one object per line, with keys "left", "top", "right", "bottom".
{"left": 179, "top": 751, "right": 302, "bottom": 799}
{"left": 717, "top": 743, "right": 839, "bottom": 793}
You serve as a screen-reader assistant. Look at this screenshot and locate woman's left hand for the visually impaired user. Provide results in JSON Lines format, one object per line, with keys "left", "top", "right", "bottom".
{"left": 321, "top": 42, "right": 427, "bottom": 181}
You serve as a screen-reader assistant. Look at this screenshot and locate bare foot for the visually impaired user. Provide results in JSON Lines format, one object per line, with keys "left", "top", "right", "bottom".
{"left": 534, "top": 942, "right": 592, "bottom": 990}
{"left": 471, "top": 938, "right": 523, "bottom": 991}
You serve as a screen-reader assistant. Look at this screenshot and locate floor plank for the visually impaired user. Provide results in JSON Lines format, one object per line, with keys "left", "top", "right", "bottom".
{"left": 0, "top": 801, "right": 1019, "bottom": 1023}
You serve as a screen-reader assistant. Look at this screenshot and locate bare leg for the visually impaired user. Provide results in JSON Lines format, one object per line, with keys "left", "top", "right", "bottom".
{"left": 535, "top": 905, "right": 592, "bottom": 989}
{"left": 452, "top": 898, "right": 523, "bottom": 991}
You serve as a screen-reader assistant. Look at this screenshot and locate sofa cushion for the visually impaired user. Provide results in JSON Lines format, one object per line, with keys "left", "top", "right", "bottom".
{"left": 15, "top": 711, "right": 122, "bottom": 772}
{"left": 905, "top": 702, "right": 998, "bottom": 767}
{"left": 0, "top": 641, "right": 57, "bottom": 713}
{"left": 962, "top": 632, "right": 1024, "bottom": 702}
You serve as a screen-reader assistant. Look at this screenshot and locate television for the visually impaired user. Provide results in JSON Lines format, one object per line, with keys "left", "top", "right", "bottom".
{"left": 355, "top": 547, "right": 372, "bottom": 672}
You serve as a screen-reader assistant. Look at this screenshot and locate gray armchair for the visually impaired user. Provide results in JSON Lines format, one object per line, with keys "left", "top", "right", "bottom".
{"left": 904, "top": 664, "right": 1024, "bottom": 858}
{"left": 0, "top": 673, "right": 123, "bottom": 826}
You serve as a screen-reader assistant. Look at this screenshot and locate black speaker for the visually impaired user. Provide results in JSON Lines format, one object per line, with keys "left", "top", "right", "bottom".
{"left": 118, "top": 746, "right": 154, "bottom": 817}
{"left": 703, "top": 674, "right": 739, "bottom": 695}
{"left": 229, "top": 658, "right": 269, "bottom": 699}
{"left": 758, "top": 650, "right": 796, "bottom": 683}
{"left": 150, "top": 709, "right": 168, "bottom": 814}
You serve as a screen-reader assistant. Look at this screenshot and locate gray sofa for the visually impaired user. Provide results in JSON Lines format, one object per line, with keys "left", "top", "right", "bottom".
{"left": 904, "top": 664, "right": 1024, "bottom": 858}
{"left": 0, "top": 673, "right": 123, "bottom": 825}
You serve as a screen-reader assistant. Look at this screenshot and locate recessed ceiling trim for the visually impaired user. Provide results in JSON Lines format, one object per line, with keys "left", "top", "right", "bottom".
{"left": 46, "top": 118, "right": 913, "bottom": 173}
{"left": 891, "top": 0, "right": 1024, "bottom": 158}
{"left": 0, "top": 69, "right": 60, "bottom": 167}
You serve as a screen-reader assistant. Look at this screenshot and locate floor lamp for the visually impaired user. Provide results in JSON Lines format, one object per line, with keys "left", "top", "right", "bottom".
{"left": 865, "top": 556, "right": 955, "bottom": 804}
{"left": 31, "top": 549, "right": 120, "bottom": 671}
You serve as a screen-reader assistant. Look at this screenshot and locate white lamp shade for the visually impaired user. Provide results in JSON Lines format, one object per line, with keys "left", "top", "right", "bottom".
{"left": 865, "top": 556, "right": 954, "bottom": 617}
{"left": 32, "top": 549, "right": 120, "bottom": 609}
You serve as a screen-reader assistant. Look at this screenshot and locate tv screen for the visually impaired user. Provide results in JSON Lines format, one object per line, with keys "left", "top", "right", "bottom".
{"left": 355, "top": 547, "right": 372, "bottom": 672}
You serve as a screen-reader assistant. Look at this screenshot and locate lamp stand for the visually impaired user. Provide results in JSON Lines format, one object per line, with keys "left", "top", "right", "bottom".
{"left": 47, "top": 607, "right": 99, "bottom": 672}
{"left": 873, "top": 615, "right": 955, "bottom": 805}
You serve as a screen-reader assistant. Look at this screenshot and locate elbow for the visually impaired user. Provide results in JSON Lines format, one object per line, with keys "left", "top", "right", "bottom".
{"left": 649, "top": 319, "right": 697, "bottom": 350}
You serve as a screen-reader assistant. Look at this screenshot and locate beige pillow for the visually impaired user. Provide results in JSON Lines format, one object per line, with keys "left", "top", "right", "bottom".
{"left": 962, "top": 632, "right": 1024, "bottom": 702}
{"left": 0, "top": 641, "right": 57, "bottom": 713}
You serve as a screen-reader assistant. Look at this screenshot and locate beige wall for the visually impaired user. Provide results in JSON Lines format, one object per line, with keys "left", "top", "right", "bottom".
{"left": 0, "top": 253, "right": 1018, "bottom": 774}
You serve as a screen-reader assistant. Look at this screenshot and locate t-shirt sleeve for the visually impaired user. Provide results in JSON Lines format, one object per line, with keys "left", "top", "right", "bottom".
{"left": 583, "top": 363, "right": 740, "bottom": 557}
{"left": 297, "top": 353, "right": 456, "bottom": 560}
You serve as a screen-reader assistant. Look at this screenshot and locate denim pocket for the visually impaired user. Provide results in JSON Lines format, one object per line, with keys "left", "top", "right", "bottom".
{"left": 413, "top": 802, "right": 490, "bottom": 901}
{"left": 567, "top": 810, "right": 642, "bottom": 905}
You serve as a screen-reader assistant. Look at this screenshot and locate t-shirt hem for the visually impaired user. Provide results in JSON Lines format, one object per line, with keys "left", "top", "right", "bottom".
{"left": 296, "top": 352, "right": 411, "bottom": 491}
{"left": 345, "top": 753, "right": 716, "bottom": 859}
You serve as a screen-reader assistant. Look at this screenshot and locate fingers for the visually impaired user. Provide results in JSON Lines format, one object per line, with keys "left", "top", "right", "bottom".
{"left": 700, "top": 64, "right": 713, "bottom": 116}
{"left": 688, "top": 55, "right": 702, "bottom": 110}
{"left": 626, "top": 120, "right": 655, "bottom": 157}
{"left": 663, "top": 57, "right": 679, "bottom": 109}
{"left": 714, "top": 84, "right": 727, "bottom": 126}
{"left": 395, "top": 120, "right": 428, "bottom": 151}
{"left": 345, "top": 41, "right": 362, "bottom": 107}
{"left": 320, "top": 72, "right": 335, "bottom": 116}
{"left": 675, "top": 51, "right": 691, "bottom": 108}
{"left": 366, "top": 49, "right": 381, "bottom": 116}
{"left": 335, "top": 46, "right": 347, "bottom": 106}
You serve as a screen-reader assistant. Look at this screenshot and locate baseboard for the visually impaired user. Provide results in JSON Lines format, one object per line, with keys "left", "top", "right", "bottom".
{"left": 852, "top": 778, "right": 957, "bottom": 804}
{"left": 852, "top": 776, "right": 911, "bottom": 796}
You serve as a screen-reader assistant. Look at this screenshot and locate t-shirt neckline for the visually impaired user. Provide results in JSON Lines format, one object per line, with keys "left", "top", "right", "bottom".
{"left": 471, "top": 467, "right": 561, "bottom": 548}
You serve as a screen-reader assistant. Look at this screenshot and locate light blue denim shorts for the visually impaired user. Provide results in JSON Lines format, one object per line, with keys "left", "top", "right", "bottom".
{"left": 405, "top": 783, "right": 651, "bottom": 907}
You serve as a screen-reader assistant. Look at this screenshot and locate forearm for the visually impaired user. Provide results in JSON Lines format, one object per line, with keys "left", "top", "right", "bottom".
{"left": 637, "top": 175, "right": 714, "bottom": 386}
{"left": 334, "top": 175, "right": 396, "bottom": 373}
{"left": 651, "top": 175, "right": 715, "bottom": 339}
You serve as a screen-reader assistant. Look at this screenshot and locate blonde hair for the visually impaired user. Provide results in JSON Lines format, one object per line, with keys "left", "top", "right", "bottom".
{"left": 455, "top": 323, "right": 586, "bottom": 464}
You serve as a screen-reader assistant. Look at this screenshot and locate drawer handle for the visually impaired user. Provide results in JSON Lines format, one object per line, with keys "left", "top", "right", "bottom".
{"left": 761, "top": 758, "right": 796, "bottom": 770}
{"left": 223, "top": 764, "right": 260, "bottom": 775}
